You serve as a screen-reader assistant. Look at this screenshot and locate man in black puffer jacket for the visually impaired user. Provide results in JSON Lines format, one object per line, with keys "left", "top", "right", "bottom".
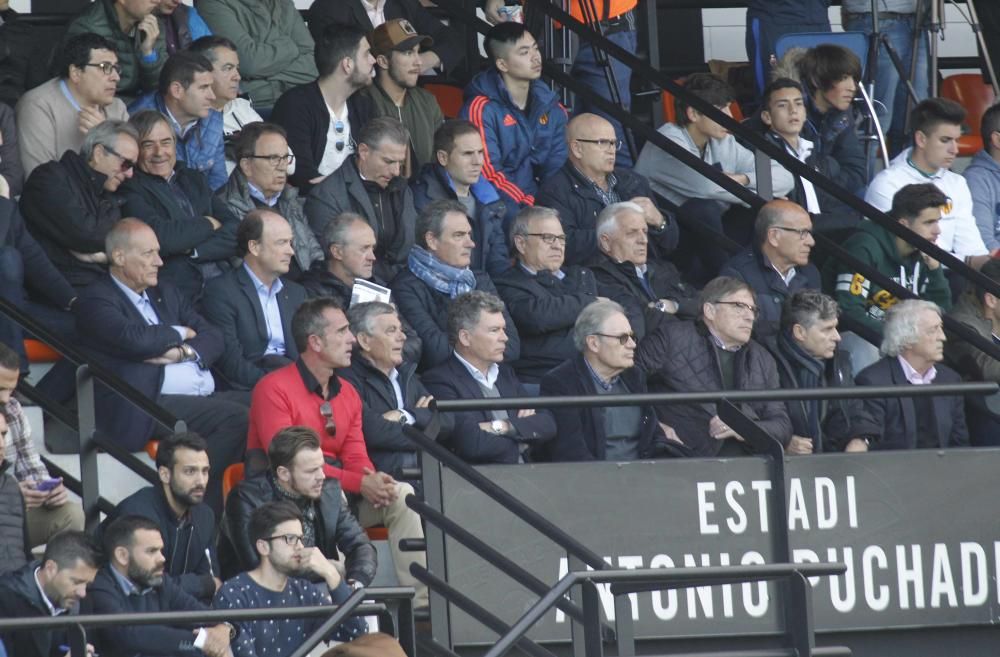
{"left": 0, "top": 412, "right": 28, "bottom": 577}
{"left": 221, "top": 427, "right": 377, "bottom": 585}
{"left": 636, "top": 276, "right": 792, "bottom": 457}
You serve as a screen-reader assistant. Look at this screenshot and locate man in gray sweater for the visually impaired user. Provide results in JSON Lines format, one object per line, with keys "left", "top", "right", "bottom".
{"left": 963, "top": 103, "right": 1000, "bottom": 252}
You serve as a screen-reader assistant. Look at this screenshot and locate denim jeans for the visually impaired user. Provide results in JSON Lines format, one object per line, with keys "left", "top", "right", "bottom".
{"left": 843, "top": 13, "right": 929, "bottom": 153}
{"left": 572, "top": 28, "right": 638, "bottom": 167}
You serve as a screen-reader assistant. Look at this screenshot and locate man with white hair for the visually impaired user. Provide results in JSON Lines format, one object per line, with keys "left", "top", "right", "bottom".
{"left": 539, "top": 299, "right": 689, "bottom": 461}
{"left": 590, "top": 201, "right": 699, "bottom": 340}
{"left": 848, "top": 300, "right": 969, "bottom": 451}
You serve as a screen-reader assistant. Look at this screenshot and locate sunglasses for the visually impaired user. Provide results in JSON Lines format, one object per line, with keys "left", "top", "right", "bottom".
{"left": 334, "top": 120, "right": 345, "bottom": 153}
{"left": 593, "top": 332, "right": 637, "bottom": 346}
{"left": 102, "top": 144, "right": 135, "bottom": 173}
{"left": 320, "top": 401, "right": 336, "bottom": 436}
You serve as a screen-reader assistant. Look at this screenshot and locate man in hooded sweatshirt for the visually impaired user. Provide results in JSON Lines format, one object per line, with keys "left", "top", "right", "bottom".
{"left": 963, "top": 103, "right": 1000, "bottom": 253}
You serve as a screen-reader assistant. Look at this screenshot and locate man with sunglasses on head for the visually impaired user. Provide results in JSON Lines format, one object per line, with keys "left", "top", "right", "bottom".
{"left": 17, "top": 33, "right": 129, "bottom": 178}
{"left": 215, "top": 122, "right": 323, "bottom": 279}
{"left": 538, "top": 113, "right": 675, "bottom": 267}
{"left": 272, "top": 24, "right": 374, "bottom": 193}
{"left": 247, "top": 297, "right": 429, "bottom": 607}
{"left": 636, "top": 276, "right": 792, "bottom": 457}
{"left": 720, "top": 199, "right": 820, "bottom": 340}
{"left": 590, "top": 202, "right": 699, "bottom": 342}
{"left": 539, "top": 299, "right": 690, "bottom": 462}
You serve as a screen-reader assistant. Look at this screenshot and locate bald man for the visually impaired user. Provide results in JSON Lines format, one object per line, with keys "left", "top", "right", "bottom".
{"left": 201, "top": 209, "right": 307, "bottom": 390}
{"left": 719, "top": 200, "right": 820, "bottom": 339}
{"left": 75, "top": 218, "right": 249, "bottom": 514}
{"left": 536, "top": 113, "right": 678, "bottom": 266}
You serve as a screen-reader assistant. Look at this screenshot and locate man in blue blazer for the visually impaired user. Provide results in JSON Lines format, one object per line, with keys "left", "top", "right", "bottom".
{"left": 201, "top": 209, "right": 306, "bottom": 390}
{"left": 75, "top": 218, "right": 249, "bottom": 513}
{"left": 422, "top": 291, "right": 555, "bottom": 464}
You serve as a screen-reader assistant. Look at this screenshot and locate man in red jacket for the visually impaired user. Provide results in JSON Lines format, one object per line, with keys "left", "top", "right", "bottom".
{"left": 247, "top": 297, "right": 427, "bottom": 606}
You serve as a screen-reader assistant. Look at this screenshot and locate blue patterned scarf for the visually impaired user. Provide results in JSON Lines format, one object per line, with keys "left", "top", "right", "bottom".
{"left": 408, "top": 246, "right": 478, "bottom": 298}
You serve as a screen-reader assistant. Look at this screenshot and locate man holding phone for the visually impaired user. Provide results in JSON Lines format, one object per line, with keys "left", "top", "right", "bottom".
{"left": 0, "top": 344, "right": 84, "bottom": 549}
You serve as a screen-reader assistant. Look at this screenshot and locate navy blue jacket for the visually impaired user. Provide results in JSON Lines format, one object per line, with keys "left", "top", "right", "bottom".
{"left": 719, "top": 246, "right": 821, "bottom": 340}
{"left": 536, "top": 161, "right": 678, "bottom": 266}
{"left": 853, "top": 357, "right": 969, "bottom": 451}
{"left": 411, "top": 162, "right": 510, "bottom": 277}
{"left": 493, "top": 264, "right": 598, "bottom": 383}
{"left": 423, "top": 354, "right": 555, "bottom": 464}
{"left": 539, "top": 354, "right": 691, "bottom": 462}
{"left": 391, "top": 268, "right": 520, "bottom": 371}
{"left": 200, "top": 265, "right": 306, "bottom": 390}
{"left": 0, "top": 196, "right": 75, "bottom": 309}
{"left": 75, "top": 274, "right": 224, "bottom": 451}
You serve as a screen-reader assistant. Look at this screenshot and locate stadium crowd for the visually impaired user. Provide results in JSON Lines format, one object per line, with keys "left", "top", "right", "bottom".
{"left": 0, "top": 0, "right": 997, "bottom": 654}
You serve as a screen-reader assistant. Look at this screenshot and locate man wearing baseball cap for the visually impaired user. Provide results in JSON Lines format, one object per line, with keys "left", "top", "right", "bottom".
{"left": 363, "top": 18, "right": 444, "bottom": 177}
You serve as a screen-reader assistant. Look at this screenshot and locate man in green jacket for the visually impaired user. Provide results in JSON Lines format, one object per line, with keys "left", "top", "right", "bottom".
{"left": 64, "top": 0, "right": 166, "bottom": 103}
{"left": 824, "top": 183, "right": 953, "bottom": 370}
{"left": 363, "top": 19, "right": 444, "bottom": 177}
{"left": 196, "top": 0, "right": 318, "bottom": 110}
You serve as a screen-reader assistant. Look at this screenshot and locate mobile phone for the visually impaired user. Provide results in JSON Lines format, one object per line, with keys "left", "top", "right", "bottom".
{"left": 35, "top": 477, "right": 62, "bottom": 492}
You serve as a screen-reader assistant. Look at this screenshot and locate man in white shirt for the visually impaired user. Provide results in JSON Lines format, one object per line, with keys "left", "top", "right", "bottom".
{"left": 865, "top": 98, "right": 991, "bottom": 268}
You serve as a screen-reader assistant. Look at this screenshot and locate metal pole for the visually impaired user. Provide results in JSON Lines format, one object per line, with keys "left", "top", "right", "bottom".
{"left": 75, "top": 365, "right": 101, "bottom": 533}
{"left": 420, "top": 447, "right": 452, "bottom": 649}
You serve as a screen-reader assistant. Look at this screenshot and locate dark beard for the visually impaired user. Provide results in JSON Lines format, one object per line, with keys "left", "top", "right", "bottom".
{"left": 169, "top": 479, "right": 204, "bottom": 509}
{"left": 126, "top": 560, "right": 164, "bottom": 589}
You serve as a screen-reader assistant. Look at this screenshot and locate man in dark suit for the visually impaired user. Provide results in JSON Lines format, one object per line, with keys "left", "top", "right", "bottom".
{"left": 423, "top": 290, "right": 555, "bottom": 464}
{"left": 848, "top": 299, "right": 969, "bottom": 452}
{"left": 540, "top": 300, "right": 688, "bottom": 462}
{"left": 0, "top": 531, "right": 101, "bottom": 657}
{"left": 75, "top": 218, "right": 249, "bottom": 513}
{"left": 201, "top": 209, "right": 306, "bottom": 390}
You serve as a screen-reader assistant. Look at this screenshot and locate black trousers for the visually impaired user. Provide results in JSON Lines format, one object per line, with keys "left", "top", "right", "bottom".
{"left": 156, "top": 390, "right": 251, "bottom": 515}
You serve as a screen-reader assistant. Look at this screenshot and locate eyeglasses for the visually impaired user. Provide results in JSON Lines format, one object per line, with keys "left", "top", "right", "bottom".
{"left": 524, "top": 232, "right": 567, "bottom": 244}
{"left": 320, "top": 401, "right": 337, "bottom": 436}
{"left": 593, "top": 332, "right": 637, "bottom": 346}
{"left": 85, "top": 61, "right": 123, "bottom": 76}
{"left": 101, "top": 145, "right": 135, "bottom": 172}
{"left": 772, "top": 226, "right": 813, "bottom": 240}
{"left": 333, "top": 120, "right": 346, "bottom": 153}
{"left": 246, "top": 153, "right": 295, "bottom": 167}
{"left": 264, "top": 534, "right": 305, "bottom": 547}
{"left": 713, "top": 301, "right": 760, "bottom": 318}
{"left": 575, "top": 138, "right": 622, "bottom": 151}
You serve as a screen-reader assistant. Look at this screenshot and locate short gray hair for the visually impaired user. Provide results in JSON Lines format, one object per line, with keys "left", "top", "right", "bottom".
{"left": 880, "top": 299, "right": 941, "bottom": 357}
{"left": 572, "top": 299, "right": 626, "bottom": 351}
{"left": 780, "top": 289, "right": 839, "bottom": 332}
{"left": 416, "top": 199, "right": 467, "bottom": 249}
{"left": 595, "top": 201, "right": 644, "bottom": 243}
{"left": 447, "top": 291, "right": 505, "bottom": 347}
{"left": 346, "top": 301, "right": 397, "bottom": 338}
{"left": 322, "top": 212, "right": 369, "bottom": 253}
{"left": 357, "top": 116, "right": 409, "bottom": 150}
{"left": 509, "top": 206, "right": 561, "bottom": 244}
{"left": 81, "top": 119, "right": 138, "bottom": 161}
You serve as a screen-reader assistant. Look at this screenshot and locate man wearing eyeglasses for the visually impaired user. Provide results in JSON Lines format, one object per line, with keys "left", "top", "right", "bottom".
{"left": 539, "top": 299, "right": 690, "bottom": 462}
{"left": 495, "top": 206, "right": 600, "bottom": 388}
{"left": 17, "top": 33, "right": 129, "bottom": 179}
{"left": 129, "top": 51, "right": 227, "bottom": 191}
{"left": 538, "top": 113, "right": 675, "bottom": 267}
{"left": 85, "top": 515, "right": 235, "bottom": 657}
{"left": 590, "top": 201, "right": 699, "bottom": 341}
{"left": 720, "top": 200, "right": 820, "bottom": 340}
{"left": 636, "top": 276, "right": 792, "bottom": 457}
{"left": 215, "top": 122, "right": 323, "bottom": 278}
{"left": 201, "top": 210, "right": 307, "bottom": 391}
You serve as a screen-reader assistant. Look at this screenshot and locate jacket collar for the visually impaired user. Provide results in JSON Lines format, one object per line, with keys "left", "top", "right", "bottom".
{"left": 62, "top": 149, "right": 113, "bottom": 197}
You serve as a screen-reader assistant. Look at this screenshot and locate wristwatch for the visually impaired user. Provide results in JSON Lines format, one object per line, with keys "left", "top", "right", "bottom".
{"left": 654, "top": 300, "right": 672, "bottom": 313}
{"left": 490, "top": 420, "right": 506, "bottom": 435}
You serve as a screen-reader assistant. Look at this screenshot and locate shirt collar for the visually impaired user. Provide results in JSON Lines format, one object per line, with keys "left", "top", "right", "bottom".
{"left": 519, "top": 262, "right": 566, "bottom": 279}
{"left": 770, "top": 262, "right": 797, "bottom": 286}
{"left": 583, "top": 355, "right": 619, "bottom": 392}
{"left": 164, "top": 104, "right": 198, "bottom": 138}
{"left": 295, "top": 358, "right": 341, "bottom": 400}
{"left": 110, "top": 273, "right": 150, "bottom": 306}
{"left": 707, "top": 327, "right": 743, "bottom": 353}
{"left": 898, "top": 355, "right": 937, "bottom": 384}
{"left": 243, "top": 261, "right": 283, "bottom": 296}
{"left": 33, "top": 567, "right": 65, "bottom": 616}
{"left": 247, "top": 180, "right": 280, "bottom": 207}
{"left": 453, "top": 351, "right": 499, "bottom": 388}
{"left": 905, "top": 152, "right": 945, "bottom": 180}
{"left": 110, "top": 565, "right": 154, "bottom": 597}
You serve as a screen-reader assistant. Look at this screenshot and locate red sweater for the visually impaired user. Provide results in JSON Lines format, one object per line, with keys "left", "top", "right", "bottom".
{"left": 248, "top": 362, "right": 374, "bottom": 492}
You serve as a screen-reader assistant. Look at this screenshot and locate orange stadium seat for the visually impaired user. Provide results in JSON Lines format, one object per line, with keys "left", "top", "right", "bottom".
{"left": 145, "top": 440, "right": 159, "bottom": 460}
{"left": 424, "top": 82, "right": 464, "bottom": 119}
{"left": 940, "top": 73, "right": 996, "bottom": 157}
{"left": 24, "top": 339, "right": 61, "bottom": 363}
{"left": 365, "top": 526, "right": 389, "bottom": 540}
{"left": 223, "top": 462, "right": 245, "bottom": 502}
